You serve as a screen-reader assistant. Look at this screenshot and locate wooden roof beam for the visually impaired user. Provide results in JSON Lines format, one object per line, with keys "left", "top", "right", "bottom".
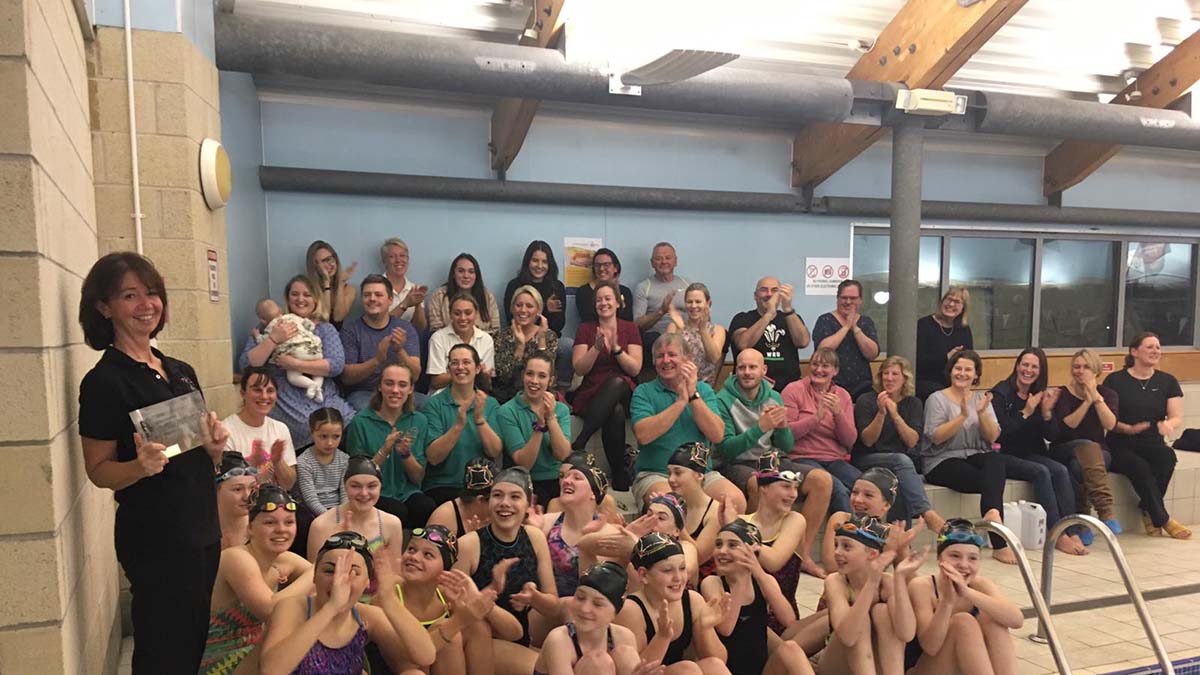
{"left": 489, "top": 0, "right": 566, "bottom": 175}
{"left": 791, "top": 0, "right": 1028, "bottom": 189}
{"left": 1043, "top": 29, "right": 1200, "bottom": 197}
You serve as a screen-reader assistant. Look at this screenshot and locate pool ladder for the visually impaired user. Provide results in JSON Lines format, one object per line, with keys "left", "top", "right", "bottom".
{"left": 976, "top": 515, "right": 1174, "bottom": 675}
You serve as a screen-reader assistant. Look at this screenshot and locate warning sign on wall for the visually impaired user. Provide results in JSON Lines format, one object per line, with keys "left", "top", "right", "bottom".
{"left": 804, "top": 257, "right": 851, "bottom": 296}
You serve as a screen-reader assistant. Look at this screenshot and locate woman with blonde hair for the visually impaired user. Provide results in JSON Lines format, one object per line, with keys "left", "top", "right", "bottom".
{"left": 915, "top": 287, "right": 973, "bottom": 401}
{"left": 666, "top": 282, "right": 727, "bottom": 387}
{"left": 492, "top": 285, "right": 558, "bottom": 403}
{"left": 306, "top": 240, "right": 357, "bottom": 330}
{"left": 852, "top": 355, "right": 944, "bottom": 532}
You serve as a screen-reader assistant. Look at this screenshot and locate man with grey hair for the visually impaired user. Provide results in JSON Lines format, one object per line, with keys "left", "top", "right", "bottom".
{"left": 632, "top": 242, "right": 689, "bottom": 368}
{"left": 630, "top": 333, "right": 745, "bottom": 511}
{"left": 380, "top": 237, "right": 427, "bottom": 332}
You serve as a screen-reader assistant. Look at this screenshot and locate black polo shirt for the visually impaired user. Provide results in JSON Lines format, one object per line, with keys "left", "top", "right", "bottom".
{"left": 78, "top": 347, "right": 219, "bottom": 551}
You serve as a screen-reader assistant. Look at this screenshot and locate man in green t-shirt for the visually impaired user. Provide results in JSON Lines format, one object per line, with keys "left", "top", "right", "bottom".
{"left": 630, "top": 333, "right": 744, "bottom": 511}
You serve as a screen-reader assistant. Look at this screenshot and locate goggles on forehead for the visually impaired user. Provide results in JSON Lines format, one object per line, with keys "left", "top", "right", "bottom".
{"left": 836, "top": 521, "right": 887, "bottom": 545}
{"left": 216, "top": 466, "right": 258, "bottom": 484}
{"left": 938, "top": 529, "right": 987, "bottom": 548}
{"left": 258, "top": 500, "right": 297, "bottom": 513}
{"left": 755, "top": 469, "right": 801, "bottom": 483}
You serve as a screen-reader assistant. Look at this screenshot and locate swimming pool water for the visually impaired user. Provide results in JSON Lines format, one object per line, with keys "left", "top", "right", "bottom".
{"left": 1101, "top": 656, "right": 1200, "bottom": 675}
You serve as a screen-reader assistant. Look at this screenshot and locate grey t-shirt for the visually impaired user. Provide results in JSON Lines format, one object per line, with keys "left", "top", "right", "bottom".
{"left": 632, "top": 275, "right": 689, "bottom": 334}
{"left": 921, "top": 390, "right": 998, "bottom": 473}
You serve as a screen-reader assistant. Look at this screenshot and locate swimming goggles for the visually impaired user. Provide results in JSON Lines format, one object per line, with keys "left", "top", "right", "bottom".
{"left": 216, "top": 466, "right": 258, "bottom": 484}
{"left": 836, "top": 520, "right": 887, "bottom": 545}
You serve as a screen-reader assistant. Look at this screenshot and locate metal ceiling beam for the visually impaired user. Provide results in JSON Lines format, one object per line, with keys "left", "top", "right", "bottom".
{"left": 790, "top": 0, "right": 1028, "bottom": 190}
{"left": 1042, "top": 29, "right": 1200, "bottom": 197}
{"left": 489, "top": 0, "right": 566, "bottom": 175}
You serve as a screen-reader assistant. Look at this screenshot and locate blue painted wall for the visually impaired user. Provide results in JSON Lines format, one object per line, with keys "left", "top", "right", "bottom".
{"left": 220, "top": 72, "right": 268, "bottom": 348}
{"left": 221, "top": 90, "right": 1200, "bottom": 365}
{"left": 95, "top": 0, "right": 214, "bottom": 60}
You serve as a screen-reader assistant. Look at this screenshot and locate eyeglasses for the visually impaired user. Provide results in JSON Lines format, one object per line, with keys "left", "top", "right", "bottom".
{"left": 837, "top": 295, "right": 861, "bottom": 301}
{"left": 318, "top": 255, "right": 336, "bottom": 265}
{"left": 594, "top": 261, "right": 615, "bottom": 269}
{"left": 216, "top": 466, "right": 258, "bottom": 484}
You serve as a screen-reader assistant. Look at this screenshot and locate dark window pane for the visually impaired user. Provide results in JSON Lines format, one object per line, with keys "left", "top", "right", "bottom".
{"left": 1124, "top": 242, "right": 1195, "bottom": 346}
{"left": 1039, "top": 240, "right": 1118, "bottom": 348}
{"left": 949, "top": 237, "right": 1034, "bottom": 350}
{"left": 853, "top": 233, "right": 942, "bottom": 352}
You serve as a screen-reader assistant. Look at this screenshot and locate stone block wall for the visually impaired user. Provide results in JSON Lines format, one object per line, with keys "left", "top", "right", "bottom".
{"left": 0, "top": 0, "right": 120, "bottom": 673}
{"left": 88, "top": 25, "right": 236, "bottom": 416}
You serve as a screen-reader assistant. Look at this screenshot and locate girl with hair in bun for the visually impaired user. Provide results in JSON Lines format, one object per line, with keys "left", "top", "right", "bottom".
{"left": 665, "top": 443, "right": 722, "bottom": 576}
{"left": 427, "top": 457, "right": 497, "bottom": 538}
{"left": 816, "top": 514, "right": 923, "bottom": 675}
{"left": 538, "top": 454, "right": 619, "bottom": 598}
{"left": 631, "top": 492, "right": 700, "bottom": 590}
{"left": 701, "top": 520, "right": 812, "bottom": 675}
{"left": 535, "top": 562, "right": 659, "bottom": 675}
{"left": 200, "top": 486, "right": 313, "bottom": 675}
{"left": 455, "top": 467, "right": 559, "bottom": 673}
{"left": 740, "top": 451, "right": 810, "bottom": 633}
{"left": 905, "top": 519, "right": 1023, "bottom": 674}
{"left": 306, "top": 455, "right": 405, "bottom": 561}
{"left": 819, "top": 467, "right": 900, "bottom": 572}
{"left": 260, "top": 531, "right": 436, "bottom": 675}
{"left": 616, "top": 533, "right": 732, "bottom": 675}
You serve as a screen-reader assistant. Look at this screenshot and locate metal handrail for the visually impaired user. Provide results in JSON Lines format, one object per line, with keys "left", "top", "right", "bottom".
{"left": 1034, "top": 514, "right": 1175, "bottom": 675}
{"left": 973, "top": 519, "right": 1073, "bottom": 675}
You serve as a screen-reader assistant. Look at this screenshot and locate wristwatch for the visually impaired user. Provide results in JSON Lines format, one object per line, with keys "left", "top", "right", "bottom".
{"left": 532, "top": 420, "right": 550, "bottom": 433}
{"left": 688, "top": 391, "right": 702, "bottom": 402}
{"left": 613, "top": 345, "right": 624, "bottom": 355}
{"left": 779, "top": 309, "right": 795, "bottom": 317}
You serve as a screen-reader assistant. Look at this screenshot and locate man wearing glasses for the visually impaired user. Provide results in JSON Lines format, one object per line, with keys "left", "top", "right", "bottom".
{"left": 811, "top": 279, "right": 880, "bottom": 399}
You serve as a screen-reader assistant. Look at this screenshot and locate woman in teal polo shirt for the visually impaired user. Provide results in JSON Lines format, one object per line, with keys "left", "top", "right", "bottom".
{"left": 498, "top": 354, "right": 572, "bottom": 506}
{"left": 423, "top": 344, "right": 503, "bottom": 505}
{"left": 345, "top": 361, "right": 437, "bottom": 528}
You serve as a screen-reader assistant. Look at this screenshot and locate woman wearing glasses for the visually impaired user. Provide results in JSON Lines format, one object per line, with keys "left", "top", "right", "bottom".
{"left": 200, "top": 486, "right": 313, "bottom": 675}
{"left": 915, "top": 288, "right": 973, "bottom": 401}
{"left": 905, "top": 520, "right": 1022, "bottom": 675}
{"left": 306, "top": 240, "right": 358, "bottom": 330}
{"left": 306, "top": 456, "right": 405, "bottom": 561}
{"left": 261, "top": 531, "right": 437, "bottom": 674}
{"left": 574, "top": 248, "right": 634, "bottom": 323}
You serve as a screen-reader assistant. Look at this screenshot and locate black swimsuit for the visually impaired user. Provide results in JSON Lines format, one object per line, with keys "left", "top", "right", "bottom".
{"left": 689, "top": 499, "right": 715, "bottom": 539}
{"left": 452, "top": 500, "right": 466, "bottom": 538}
{"left": 720, "top": 577, "right": 767, "bottom": 675}
{"left": 904, "top": 574, "right": 980, "bottom": 668}
{"left": 471, "top": 525, "right": 540, "bottom": 646}
{"left": 628, "top": 592, "right": 694, "bottom": 665}
{"left": 532, "top": 624, "right": 615, "bottom": 675}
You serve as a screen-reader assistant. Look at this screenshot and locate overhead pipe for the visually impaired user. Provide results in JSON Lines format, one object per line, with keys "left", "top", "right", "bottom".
{"left": 977, "top": 91, "right": 1200, "bottom": 151}
{"left": 259, "top": 166, "right": 1200, "bottom": 229}
{"left": 215, "top": 14, "right": 854, "bottom": 125}
{"left": 216, "top": 13, "right": 1200, "bottom": 152}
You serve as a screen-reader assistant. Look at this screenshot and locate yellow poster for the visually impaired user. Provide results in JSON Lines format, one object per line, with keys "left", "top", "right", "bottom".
{"left": 564, "top": 237, "right": 603, "bottom": 289}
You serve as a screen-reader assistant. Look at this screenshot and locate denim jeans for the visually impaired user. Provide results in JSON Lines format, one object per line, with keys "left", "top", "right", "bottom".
{"left": 1002, "top": 452, "right": 1076, "bottom": 531}
{"left": 793, "top": 458, "right": 860, "bottom": 514}
{"left": 853, "top": 452, "right": 932, "bottom": 520}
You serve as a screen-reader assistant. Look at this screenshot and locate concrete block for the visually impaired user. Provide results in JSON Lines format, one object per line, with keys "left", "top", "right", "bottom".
{"left": 0, "top": 157, "right": 38, "bottom": 251}
{"left": 37, "top": 168, "right": 98, "bottom": 280}
{"left": 38, "top": 0, "right": 90, "bottom": 102}
{"left": 94, "top": 184, "right": 137, "bottom": 240}
{"left": 94, "top": 26, "right": 126, "bottom": 79}
{"left": 26, "top": 0, "right": 89, "bottom": 151}
{"left": 0, "top": 534, "right": 64, "bottom": 625}
{"left": 0, "top": 60, "right": 31, "bottom": 155}
{"left": 141, "top": 237, "right": 202, "bottom": 288}
{"left": 159, "top": 288, "right": 228, "bottom": 341}
{"left": 185, "top": 40, "right": 219, "bottom": 109}
{"left": 154, "top": 81, "right": 189, "bottom": 136}
{"left": 159, "top": 188, "right": 208, "bottom": 239}
{"left": 0, "top": 255, "right": 45, "bottom": 347}
{"left": 27, "top": 75, "right": 94, "bottom": 209}
{"left": 93, "top": 130, "right": 130, "bottom": 186}
{"left": 0, "top": 441, "right": 59, "bottom": 535}
{"left": 88, "top": 77, "right": 156, "bottom": 134}
{"left": 0, "top": 0, "right": 27, "bottom": 57}
{"left": 135, "top": 133, "right": 198, "bottom": 189}
{"left": 0, "top": 623, "right": 66, "bottom": 675}
{"left": 131, "top": 28, "right": 187, "bottom": 83}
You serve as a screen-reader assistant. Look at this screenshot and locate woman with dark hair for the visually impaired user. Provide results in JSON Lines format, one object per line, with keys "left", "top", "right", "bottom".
{"left": 239, "top": 275, "right": 355, "bottom": 447}
{"left": 571, "top": 281, "right": 643, "bottom": 491}
{"left": 306, "top": 240, "right": 357, "bottom": 330}
{"left": 575, "top": 247, "right": 634, "bottom": 323}
{"left": 1105, "top": 332, "right": 1190, "bottom": 539}
{"left": 914, "top": 287, "right": 973, "bottom": 401}
{"left": 345, "top": 361, "right": 438, "bottom": 528}
{"left": 920, "top": 350, "right": 1016, "bottom": 564}
{"left": 990, "top": 348, "right": 1086, "bottom": 555}
{"left": 504, "top": 241, "right": 567, "bottom": 334}
{"left": 427, "top": 253, "right": 501, "bottom": 332}
{"left": 78, "top": 252, "right": 230, "bottom": 673}
{"left": 423, "top": 344, "right": 504, "bottom": 505}
{"left": 223, "top": 365, "right": 297, "bottom": 491}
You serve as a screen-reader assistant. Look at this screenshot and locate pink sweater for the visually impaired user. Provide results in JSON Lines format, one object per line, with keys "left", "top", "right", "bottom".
{"left": 782, "top": 377, "right": 856, "bottom": 462}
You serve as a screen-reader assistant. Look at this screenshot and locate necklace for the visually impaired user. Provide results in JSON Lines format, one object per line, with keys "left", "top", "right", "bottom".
{"left": 933, "top": 315, "right": 954, "bottom": 336}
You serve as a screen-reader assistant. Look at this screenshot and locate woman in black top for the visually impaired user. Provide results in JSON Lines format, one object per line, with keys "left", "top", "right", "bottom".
{"left": 574, "top": 248, "right": 634, "bottom": 323}
{"left": 990, "top": 348, "right": 1086, "bottom": 555}
{"left": 1104, "top": 332, "right": 1190, "bottom": 539}
{"left": 77, "top": 252, "right": 229, "bottom": 674}
{"left": 504, "top": 242, "right": 573, "bottom": 388}
{"left": 914, "top": 288, "right": 973, "bottom": 401}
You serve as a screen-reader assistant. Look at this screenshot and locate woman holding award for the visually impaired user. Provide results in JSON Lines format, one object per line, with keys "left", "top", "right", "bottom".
{"left": 78, "top": 252, "right": 230, "bottom": 674}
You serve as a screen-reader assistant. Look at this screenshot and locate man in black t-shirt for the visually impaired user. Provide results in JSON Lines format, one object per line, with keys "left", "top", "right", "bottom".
{"left": 728, "top": 276, "right": 810, "bottom": 391}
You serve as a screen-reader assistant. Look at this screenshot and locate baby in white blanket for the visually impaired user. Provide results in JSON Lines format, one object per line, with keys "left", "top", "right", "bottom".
{"left": 255, "top": 299, "right": 325, "bottom": 401}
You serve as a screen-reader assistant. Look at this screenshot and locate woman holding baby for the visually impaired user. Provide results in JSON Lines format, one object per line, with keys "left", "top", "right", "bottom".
{"left": 240, "top": 274, "right": 355, "bottom": 447}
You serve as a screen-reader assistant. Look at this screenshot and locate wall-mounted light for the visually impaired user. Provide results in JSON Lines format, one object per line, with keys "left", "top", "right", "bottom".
{"left": 199, "top": 138, "right": 232, "bottom": 210}
{"left": 1121, "top": 67, "right": 1145, "bottom": 102}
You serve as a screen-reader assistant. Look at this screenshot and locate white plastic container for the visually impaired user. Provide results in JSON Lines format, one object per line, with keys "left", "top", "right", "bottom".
{"left": 1002, "top": 501, "right": 1023, "bottom": 547}
{"left": 1019, "top": 500, "right": 1047, "bottom": 550}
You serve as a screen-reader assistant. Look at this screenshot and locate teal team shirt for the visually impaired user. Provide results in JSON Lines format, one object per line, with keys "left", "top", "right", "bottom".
{"left": 344, "top": 407, "right": 428, "bottom": 502}
{"left": 497, "top": 395, "right": 572, "bottom": 482}
{"left": 630, "top": 378, "right": 721, "bottom": 475}
{"left": 421, "top": 389, "right": 502, "bottom": 490}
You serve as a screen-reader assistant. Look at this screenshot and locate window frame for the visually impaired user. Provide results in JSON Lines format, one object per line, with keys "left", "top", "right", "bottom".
{"left": 851, "top": 224, "right": 1199, "bottom": 356}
